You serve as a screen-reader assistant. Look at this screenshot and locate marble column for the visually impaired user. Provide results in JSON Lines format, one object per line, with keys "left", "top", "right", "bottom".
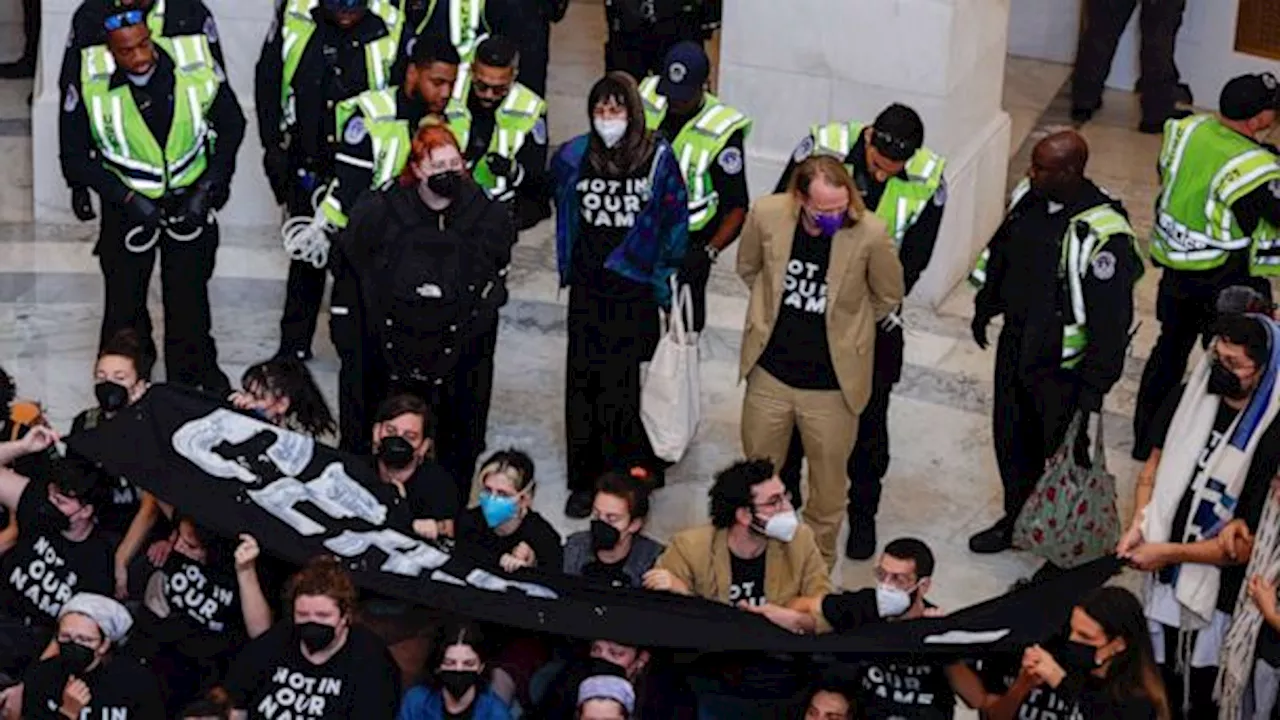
{"left": 31, "top": 0, "right": 280, "bottom": 227}
{"left": 717, "top": 0, "right": 1013, "bottom": 307}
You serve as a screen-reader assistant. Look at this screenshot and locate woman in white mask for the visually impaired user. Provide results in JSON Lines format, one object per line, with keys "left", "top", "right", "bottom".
{"left": 549, "top": 72, "right": 691, "bottom": 520}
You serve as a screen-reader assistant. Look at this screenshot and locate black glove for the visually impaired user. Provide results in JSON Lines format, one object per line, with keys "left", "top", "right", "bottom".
{"left": 971, "top": 315, "right": 991, "bottom": 350}
{"left": 1078, "top": 386, "right": 1104, "bottom": 415}
{"left": 70, "top": 186, "right": 96, "bottom": 222}
{"left": 263, "top": 149, "right": 290, "bottom": 204}
{"left": 185, "top": 183, "right": 212, "bottom": 224}
{"left": 485, "top": 153, "right": 518, "bottom": 181}
{"left": 125, "top": 192, "right": 161, "bottom": 229}
{"left": 678, "top": 244, "right": 715, "bottom": 290}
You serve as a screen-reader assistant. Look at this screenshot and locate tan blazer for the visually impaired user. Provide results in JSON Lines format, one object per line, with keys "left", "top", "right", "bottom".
{"left": 736, "top": 193, "right": 904, "bottom": 413}
{"left": 654, "top": 523, "right": 833, "bottom": 608}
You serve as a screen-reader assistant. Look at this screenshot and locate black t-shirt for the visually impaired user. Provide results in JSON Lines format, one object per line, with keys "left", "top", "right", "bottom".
{"left": 224, "top": 623, "right": 400, "bottom": 719}
{"left": 728, "top": 552, "right": 767, "bottom": 607}
{"left": 456, "top": 507, "right": 564, "bottom": 571}
{"left": 570, "top": 161, "right": 652, "bottom": 299}
{"left": 580, "top": 557, "right": 633, "bottom": 588}
{"left": 138, "top": 552, "right": 245, "bottom": 661}
{"left": 758, "top": 222, "right": 838, "bottom": 389}
{"left": 1150, "top": 383, "right": 1280, "bottom": 611}
{"left": 23, "top": 653, "right": 164, "bottom": 720}
{"left": 69, "top": 408, "right": 143, "bottom": 537}
{"left": 856, "top": 659, "right": 956, "bottom": 720}
{"left": 0, "top": 484, "right": 113, "bottom": 625}
{"left": 364, "top": 459, "right": 460, "bottom": 531}
{"left": 973, "top": 655, "right": 1082, "bottom": 720}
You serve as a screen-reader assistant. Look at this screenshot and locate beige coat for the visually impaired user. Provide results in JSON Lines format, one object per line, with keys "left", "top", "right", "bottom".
{"left": 736, "top": 193, "right": 904, "bottom": 413}
{"left": 654, "top": 523, "right": 832, "bottom": 607}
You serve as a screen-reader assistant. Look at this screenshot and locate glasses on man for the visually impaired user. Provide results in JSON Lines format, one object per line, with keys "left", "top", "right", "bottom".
{"left": 472, "top": 79, "right": 512, "bottom": 97}
{"left": 103, "top": 9, "right": 145, "bottom": 32}
{"left": 873, "top": 567, "right": 918, "bottom": 589}
{"left": 752, "top": 491, "right": 792, "bottom": 513}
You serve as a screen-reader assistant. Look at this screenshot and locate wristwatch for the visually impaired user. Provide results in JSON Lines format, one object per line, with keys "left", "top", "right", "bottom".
{"left": 705, "top": 245, "right": 721, "bottom": 262}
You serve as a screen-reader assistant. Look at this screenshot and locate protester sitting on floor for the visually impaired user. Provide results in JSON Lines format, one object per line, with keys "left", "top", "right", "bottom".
{"left": 364, "top": 393, "right": 459, "bottom": 540}
{"left": 563, "top": 471, "right": 664, "bottom": 588}
{"left": 796, "top": 676, "right": 857, "bottom": 720}
{"left": 457, "top": 449, "right": 563, "bottom": 573}
{"left": 22, "top": 592, "right": 164, "bottom": 719}
{"left": 229, "top": 356, "right": 337, "bottom": 438}
{"left": 529, "top": 638, "right": 695, "bottom": 719}
{"left": 397, "top": 621, "right": 512, "bottom": 720}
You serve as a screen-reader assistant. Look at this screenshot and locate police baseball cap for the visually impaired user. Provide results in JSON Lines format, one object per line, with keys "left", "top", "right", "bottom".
{"left": 1219, "top": 73, "right": 1280, "bottom": 121}
{"left": 871, "top": 104, "right": 925, "bottom": 162}
{"left": 656, "top": 42, "right": 710, "bottom": 104}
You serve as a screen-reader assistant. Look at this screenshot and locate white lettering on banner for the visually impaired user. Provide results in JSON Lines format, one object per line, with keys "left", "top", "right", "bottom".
{"left": 324, "top": 529, "right": 450, "bottom": 576}
{"left": 782, "top": 259, "right": 827, "bottom": 314}
{"left": 172, "top": 409, "right": 316, "bottom": 482}
{"left": 9, "top": 536, "right": 77, "bottom": 617}
{"left": 576, "top": 177, "right": 647, "bottom": 229}
{"left": 256, "top": 666, "right": 341, "bottom": 719}
{"left": 247, "top": 465, "right": 387, "bottom": 537}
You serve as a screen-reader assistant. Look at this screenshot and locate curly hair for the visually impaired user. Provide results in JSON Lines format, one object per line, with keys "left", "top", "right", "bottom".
{"left": 286, "top": 556, "right": 359, "bottom": 616}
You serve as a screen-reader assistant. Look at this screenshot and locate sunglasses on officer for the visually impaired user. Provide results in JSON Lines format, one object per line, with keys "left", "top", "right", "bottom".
{"left": 104, "top": 9, "right": 145, "bottom": 32}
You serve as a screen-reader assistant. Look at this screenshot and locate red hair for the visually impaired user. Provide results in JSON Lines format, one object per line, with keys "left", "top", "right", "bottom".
{"left": 398, "top": 120, "right": 471, "bottom": 186}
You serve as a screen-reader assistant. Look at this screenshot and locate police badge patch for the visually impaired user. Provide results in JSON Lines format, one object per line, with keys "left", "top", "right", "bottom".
{"left": 668, "top": 62, "right": 687, "bottom": 83}
{"left": 63, "top": 85, "right": 79, "bottom": 113}
{"left": 793, "top": 136, "right": 814, "bottom": 162}
{"left": 718, "top": 147, "right": 743, "bottom": 175}
{"left": 1091, "top": 250, "right": 1116, "bottom": 281}
{"left": 1269, "top": 178, "right": 1280, "bottom": 200}
{"left": 203, "top": 16, "right": 220, "bottom": 44}
{"left": 932, "top": 179, "right": 948, "bottom": 206}
{"left": 532, "top": 118, "right": 547, "bottom": 145}
{"left": 344, "top": 117, "right": 368, "bottom": 145}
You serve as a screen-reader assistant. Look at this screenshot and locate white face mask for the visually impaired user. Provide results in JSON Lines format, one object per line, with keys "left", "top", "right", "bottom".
{"left": 759, "top": 510, "right": 799, "bottom": 543}
{"left": 593, "top": 118, "right": 628, "bottom": 149}
{"left": 875, "top": 583, "right": 914, "bottom": 618}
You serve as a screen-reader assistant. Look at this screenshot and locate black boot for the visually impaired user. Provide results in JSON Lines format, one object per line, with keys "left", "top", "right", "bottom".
{"left": 0, "top": 57, "right": 35, "bottom": 79}
{"left": 844, "top": 518, "right": 877, "bottom": 561}
{"left": 968, "top": 517, "right": 1013, "bottom": 554}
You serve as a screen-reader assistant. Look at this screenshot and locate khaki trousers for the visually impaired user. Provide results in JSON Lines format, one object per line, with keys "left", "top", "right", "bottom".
{"left": 741, "top": 367, "right": 859, "bottom": 569}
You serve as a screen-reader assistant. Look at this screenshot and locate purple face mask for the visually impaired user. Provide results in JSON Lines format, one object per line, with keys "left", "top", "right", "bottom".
{"left": 810, "top": 209, "right": 847, "bottom": 237}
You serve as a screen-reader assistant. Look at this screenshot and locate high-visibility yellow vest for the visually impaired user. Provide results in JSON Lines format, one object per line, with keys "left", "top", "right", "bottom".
{"left": 409, "top": 0, "right": 488, "bottom": 64}
{"left": 445, "top": 76, "right": 545, "bottom": 201}
{"left": 1151, "top": 114, "right": 1280, "bottom": 275}
{"left": 810, "top": 121, "right": 945, "bottom": 247}
{"left": 279, "top": 0, "right": 404, "bottom": 132}
{"left": 638, "top": 75, "right": 752, "bottom": 232}
{"left": 80, "top": 35, "right": 220, "bottom": 199}
{"left": 969, "top": 179, "right": 1143, "bottom": 369}
{"left": 322, "top": 87, "right": 416, "bottom": 228}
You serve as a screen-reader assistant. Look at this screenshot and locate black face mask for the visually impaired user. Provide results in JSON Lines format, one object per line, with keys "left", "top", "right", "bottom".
{"left": 58, "top": 642, "right": 96, "bottom": 676}
{"left": 426, "top": 170, "right": 462, "bottom": 198}
{"left": 37, "top": 499, "right": 73, "bottom": 533}
{"left": 94, "top": 381, "right": 130, "bottom": 413}
{"left": 294, "top": 622, "right": 337, "bottom": 653}
{"left": 589, "top": 519, "right": 623, "bottom": 552}
{"left": 437, "top": 669, "right": 480, "bottom": 699}
{"left": 377, "top": 436, "right": 416, "bottom": 470}
{"left": 1208, "top": 359, "right": 1250, "bottom": 400}
{"left": 1057, "top": 640, "right": 1100, "bottom": 673}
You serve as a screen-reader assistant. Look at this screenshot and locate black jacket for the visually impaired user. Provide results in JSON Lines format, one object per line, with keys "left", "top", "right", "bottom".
{"left": 330, "top": 181, "right": 516, "bottom": 383}
{"left": 974, "top": 181, "right": 1140, "bottom": 397}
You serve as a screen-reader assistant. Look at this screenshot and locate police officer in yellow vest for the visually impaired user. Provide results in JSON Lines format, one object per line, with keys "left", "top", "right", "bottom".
{"left": 255, "top": 0, "right": 405, "bottom": 362}
{"left": 968, "top": 131, "right": 1140, "bottom": 555}
{"left": 394, "top": 0, "right": 526, "bottom": 81}
{"left": 444, "top": 35, "right": 549, "bottom": 229}
{"left": 1132, "top": 73, "right": 1280, "bottom": 461}
{"left": 772, "top": 105, "right": 946, "bottom": 560}
{"left": 59, "top": 11, "right": 246, "bottom": 395}
{"left": 640, "top": 42, "right": 750, "bottom": 332}
{"left": 319, "top": 37, "right": 460, "bottom": 239}
{"left": 59, "top": 0, "right": 225, "bottom": 230}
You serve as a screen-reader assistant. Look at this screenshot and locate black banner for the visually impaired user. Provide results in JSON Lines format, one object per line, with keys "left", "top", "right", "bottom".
{"left": 67, "top": 384, "right": 1121, "bottom": 655}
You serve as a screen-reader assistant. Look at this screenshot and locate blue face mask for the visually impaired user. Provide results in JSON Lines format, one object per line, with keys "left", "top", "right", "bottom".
{"left": 479, "top": 492, "right": 519, "bottom": 528}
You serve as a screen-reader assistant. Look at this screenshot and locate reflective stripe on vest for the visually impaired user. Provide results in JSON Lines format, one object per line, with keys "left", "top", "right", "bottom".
{"left": 322, "top": 87, "right": 411, "bottom": 227}
{"left": 639, "top": 76, "right": 753, "bottom": 232}
{"left": 969, "top": 179, "right": 1033, "bottom": 288}
{"left": 414, "top": 0, "right": 487, "bottom": 61}
{"left": 809, "top": 120, "right": 945, "bottom": 245}
{"left": 1152, "top": 114, "right": 1280, "bottom": 272}
{"left": 81, "top": 36, "right": 219, "bottom": 199}
{"left": 279, "top": 0, "right": 403, "bottom": 132}
{"left": 446, "top": 80, "right": 545, "bottom": 200}
{"left": 148, "top": 0, "right": 167, "bottom": 37}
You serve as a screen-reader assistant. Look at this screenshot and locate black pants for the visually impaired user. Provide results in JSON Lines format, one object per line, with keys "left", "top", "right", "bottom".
{"left": 517, "top": 21, "right": 551, "bottom": 98}
{"left": 279, "top": 177, "right": 328, "bottom": 356}
{"left": 337, "top": 320, "right": 499, "bottom": 504}
{"left": 1133, "top": 268, "right": 1271, "bottom": 458}
{"left": 96, "top": 202, "right": 228, "bottom": 393}
{"left": 18, "top": 0, "right": 40, "bottom": 62}
{"left": 1071, "top": 0, "right": 1186, "bottom": 122}
{"left": 605, "top": 19, "right": 703, "bottom": 82}
{"left": 992, "top": 325, "right": 1083, "bottom": 522}
{"left": 780, "top": 323, "right": 904, "bottom": 520}
{"left": 564, "top": 286, "right": 659, "bottom": 493}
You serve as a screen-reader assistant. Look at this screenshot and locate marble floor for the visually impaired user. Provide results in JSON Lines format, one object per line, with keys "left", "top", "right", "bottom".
{"left": 0, "top": 3, "right": 1254, "bottom": 701}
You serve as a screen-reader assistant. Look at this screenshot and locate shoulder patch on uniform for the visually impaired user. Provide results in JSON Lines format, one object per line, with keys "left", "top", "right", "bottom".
{"left": 1269, "top": 178, "right": 1280, "bottom": 200}
{"left": 66, "top": 26, "right": 75, "bottom": 49}
{"left": 532, "top": 118, "right": 547, "bottom": 145}
{"left": 203, "top": 16, "right": 220, "bottom": 44}
{"left": 932, "top": 178, "right": 948, "bottom": 206}
{"left": 792, "top": 135, "right": 814, "bottom": 163}
{"left": 344, "top": 116, "right": 368, "bottom": 145}
{"left": 1091, "top": 250, "right": 1116, "bottom": 281}
{"left": 63, "top": 85, "right": 79, "bottom": 113}
{"left": 718, "top": 146, "right": 743, "bottom": 175}
{"left": 406, "top": 37, "right": 418, "bottom": 57}
{"left": 214, "top": 63, "right": 226, "bottom": 83}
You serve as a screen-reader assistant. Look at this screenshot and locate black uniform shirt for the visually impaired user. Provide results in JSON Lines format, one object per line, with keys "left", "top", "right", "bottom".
{"left": 658, "top": 105, "right": 749, "bottom": 249}
{"left": 255, "top": 6, "right": 397, "bottom": 168}
{"left": 59, "top": 49, "right": 247, "bottom": 207}
{"left": 778, "top": 130, "right": 946, "bottom": 294}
